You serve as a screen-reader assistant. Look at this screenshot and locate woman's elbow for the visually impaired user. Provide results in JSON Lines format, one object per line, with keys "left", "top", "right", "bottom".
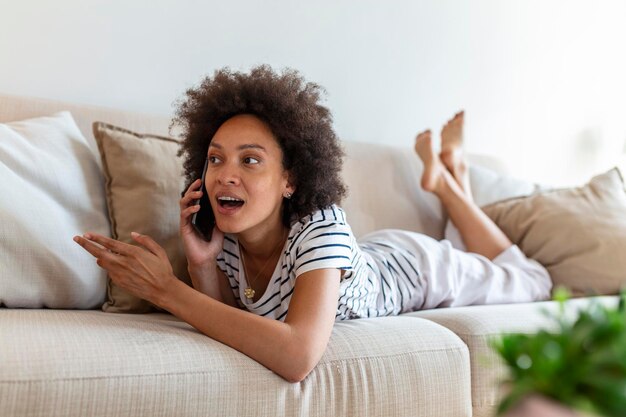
{"left": 282, "top": 368, "right": 311, "bottom": 384}
{"left": 279, "top": 347, "right": 321, "bottom": 383}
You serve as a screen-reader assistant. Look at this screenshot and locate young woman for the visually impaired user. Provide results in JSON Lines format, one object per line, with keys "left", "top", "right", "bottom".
{"left": 74, "top": 66, "right": 551, "bottom": 383}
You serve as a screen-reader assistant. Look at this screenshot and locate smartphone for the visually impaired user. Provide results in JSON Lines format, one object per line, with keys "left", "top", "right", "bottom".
{"left": 190, "top": 158, "right": 215, "bottom": 240}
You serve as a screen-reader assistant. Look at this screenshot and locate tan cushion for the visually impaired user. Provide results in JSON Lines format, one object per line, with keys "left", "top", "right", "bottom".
{"left": 481, "top": 168, "right": 626, "bottom": 296}
{"left": 93, "top": 122, "right": 190, "bottom": 313}
{"left": 0, "top": 112, "right": 110, "bottom": 308}
{"left": 0, "top": 310, "right": 472, "bottom": 417}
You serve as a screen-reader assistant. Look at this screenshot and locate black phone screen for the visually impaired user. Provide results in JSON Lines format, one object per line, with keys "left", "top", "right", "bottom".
{"left": 190, "top": 158, "right": 215, "bottom": 240}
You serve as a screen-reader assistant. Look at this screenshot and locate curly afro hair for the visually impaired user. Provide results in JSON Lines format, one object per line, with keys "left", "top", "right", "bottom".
{"left": 172, "top": 65, "right": 347, "bottom": 226}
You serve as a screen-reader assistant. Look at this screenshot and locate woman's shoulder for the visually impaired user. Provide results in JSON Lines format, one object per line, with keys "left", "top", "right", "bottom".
{"left": 289, "top": 204, "right": 353, "bottom": 242}
{"left": 287, "top": 204, "right": 356, "bottom": 266}
{"left": 293, "top": 204, "right": 347, "bottom": 226}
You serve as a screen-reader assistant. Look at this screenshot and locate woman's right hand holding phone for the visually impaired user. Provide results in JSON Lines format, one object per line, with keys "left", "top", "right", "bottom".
{"left": 180, "top": 179, "right": 236, "bottom": 304}
{"left": 180, "top": 179, "right": 224, "bottom": 269}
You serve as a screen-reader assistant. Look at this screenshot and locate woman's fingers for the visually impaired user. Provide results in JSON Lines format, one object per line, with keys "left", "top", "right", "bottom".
{"left": 75, "top": 232, "right": 167, "bottom": 261}
{"left": 73, "top": 232, "right": 176, "bottom": 307}
{"left": 181, "top": 203, "right": 201, "bottom": 221}
{"left": 184, "top": 178, "right": 201, "bottom": 195}
{"left": 180, "top": 203, "right": 201, "bottom": 233}
{"left": 84, "top": 233, "right": 135, "bottom": 255}
{"left": 180, "top": 179, "right": 202, "bottom": 209}
{"left": 73, "top": 235, "right": 110, "bottom": 258}
{"left": 130, "top": 232, "right": 167, "bottom": 258}
{"left": 74, "top": 233, "right": 141, "bottom": 266}
{"left": 181, "top": 189, "right": 202, "bottom": 206}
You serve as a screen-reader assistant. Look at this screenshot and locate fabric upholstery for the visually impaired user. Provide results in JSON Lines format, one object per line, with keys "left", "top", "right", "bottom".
{"left": 4, "top": 92, "right": 603, "bottom": 417}
{"left": 92, "top": 122, "right": 190, "bottom": 313}
{"left": 468, "top": 164, "right": 541, "bottom": 207}
{"left": 409, "top": 296, "right": 618, "bottom": 417}
{"left": 340, "top": 144, "right": 518, "bottom": 240}
{"left": 444, "top": 164, "right": 541, "bottom": 252}
{"left": 0, "top": 112, "right": 110, "bottom": 308}
{"left": 340, "top": 141, "right": 445, "bottom": 239}
{"left": 0, "top": 93, "right": 511, "bottom": 243}
{"left": 0, "top": 310, "right": 472, "bottom": 417}
{"left": 482, "top": 168, "right": 626, "bottom": 296}
{"left": 0, "top": 93, "right": 172, "bottom": 144}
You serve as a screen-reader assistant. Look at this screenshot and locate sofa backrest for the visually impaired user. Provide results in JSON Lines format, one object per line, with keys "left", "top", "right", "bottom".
{"left": 0, "top": 93, "right": 171, "bottom": 146}
{"left": 340, "top": 141, "right": 446, "bottom": 238}
{"left": 0, "top": 93, "right": 513, "bottom": 241}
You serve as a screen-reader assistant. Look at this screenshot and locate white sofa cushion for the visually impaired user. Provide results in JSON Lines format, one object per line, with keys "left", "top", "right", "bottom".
{"left": 409, "top": 296, "right": 619, "bottom": 417}
{"left": 0, "top": 310, "right": 472, "bottom": 417}
{"left": 0, "top": 112, "right": 110, "bottom": 308}
{"left": 468, "top": 164, "right": 541, "bottom": 207}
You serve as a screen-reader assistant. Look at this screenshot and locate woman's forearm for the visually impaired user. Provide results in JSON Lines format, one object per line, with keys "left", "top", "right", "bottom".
{"left": 188, "top": 262, "right": 222, "bottom": 301}
{"left": 158, "top": 280, "right": 315, "bottom": 382}
{"left": 188, "top": 263, "right": 240, "bottom": 309}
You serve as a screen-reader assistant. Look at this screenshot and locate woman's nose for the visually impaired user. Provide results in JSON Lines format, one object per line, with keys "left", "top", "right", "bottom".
{"left": 216, "top": 164, "right": 240, "bottom": 185}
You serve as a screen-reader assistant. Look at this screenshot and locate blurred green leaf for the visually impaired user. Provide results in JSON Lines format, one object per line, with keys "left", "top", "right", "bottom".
{"left": 492, "top": 292, "right": 626, "bottom": 417}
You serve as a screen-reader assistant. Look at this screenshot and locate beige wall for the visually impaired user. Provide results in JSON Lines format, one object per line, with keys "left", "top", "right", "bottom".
{"left": 1, "top": 0, "right": 625, "bottom": 185}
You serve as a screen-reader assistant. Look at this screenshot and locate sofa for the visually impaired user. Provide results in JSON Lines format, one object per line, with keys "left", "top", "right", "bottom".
{"left": 0, "top": 93, "right": 620, "bottom": 417}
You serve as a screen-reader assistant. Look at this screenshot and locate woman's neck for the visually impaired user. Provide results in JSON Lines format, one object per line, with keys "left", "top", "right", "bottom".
{"left": 238, "top": 222, "right": 288, "bottom": 261}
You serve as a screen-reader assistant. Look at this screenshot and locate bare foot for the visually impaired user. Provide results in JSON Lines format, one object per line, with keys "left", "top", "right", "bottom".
{"left": 440, "top": 111, "right": 471, "bottom": 198}
{"left": 414, "top": 130, "right": 447, "bottom": 193}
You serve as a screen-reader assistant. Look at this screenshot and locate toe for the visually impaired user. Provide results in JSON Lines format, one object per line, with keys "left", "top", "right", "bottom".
{"left": 417, "top": 129, "right": 431, "bottom": 138}
{"left": 415, "top": 130, "right": 431, "bottom": 144}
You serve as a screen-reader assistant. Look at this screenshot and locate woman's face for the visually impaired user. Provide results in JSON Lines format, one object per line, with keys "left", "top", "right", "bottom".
{"left": 205, "top": 114, "right": 294, "bottom": 236}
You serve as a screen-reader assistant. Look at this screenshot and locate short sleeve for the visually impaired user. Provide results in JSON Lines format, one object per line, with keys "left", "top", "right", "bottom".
{"left": 292, "top": 219, "right": 355, "bottom": 278}
{"left": 216, "top": 253, "right": 228, "bottom": 274}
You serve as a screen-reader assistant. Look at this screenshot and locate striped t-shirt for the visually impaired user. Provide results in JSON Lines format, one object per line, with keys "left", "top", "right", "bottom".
{"left": 216, "top": 205, "right": 424, "bottom": 321}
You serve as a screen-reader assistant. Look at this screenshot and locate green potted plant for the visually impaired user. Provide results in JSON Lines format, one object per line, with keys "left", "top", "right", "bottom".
{"left": 492, "top": 290, "right": 626, "bottom": 417}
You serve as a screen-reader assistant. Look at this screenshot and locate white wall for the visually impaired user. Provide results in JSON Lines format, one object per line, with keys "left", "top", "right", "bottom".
{"left": 2, "top": 0, "right": 625, "bottom": 185}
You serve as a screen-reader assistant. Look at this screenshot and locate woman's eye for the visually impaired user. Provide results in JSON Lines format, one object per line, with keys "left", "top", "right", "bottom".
{"left": 244, "top": 157, "right": 260, "bottom": 165}
{"left": 208, "top": 156, "right": 221, "bottom": 164}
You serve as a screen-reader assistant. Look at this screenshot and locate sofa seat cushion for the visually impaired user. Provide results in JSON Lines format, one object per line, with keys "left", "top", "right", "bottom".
{"left": 0, "top": 310, "right": 471, "bottom": 417}
{"left": 408, "top": 296, "right": 619, "bottom": 417}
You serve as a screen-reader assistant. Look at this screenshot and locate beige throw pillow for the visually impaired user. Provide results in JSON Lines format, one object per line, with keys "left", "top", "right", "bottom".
{"left": 482, "top": 168, "right": 626, "bottom": 296}
{"left": 93, "top": 122, "right": 190, "bottom": 313}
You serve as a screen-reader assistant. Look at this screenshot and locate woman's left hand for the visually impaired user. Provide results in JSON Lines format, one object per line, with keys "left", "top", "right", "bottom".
{"left": 73, "top": 231, "right": 177, "bottom": 307}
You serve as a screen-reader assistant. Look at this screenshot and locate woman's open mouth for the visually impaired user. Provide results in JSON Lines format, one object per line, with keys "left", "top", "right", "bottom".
{"left": 216, "top": 195, "right": 245, "bottom": 214}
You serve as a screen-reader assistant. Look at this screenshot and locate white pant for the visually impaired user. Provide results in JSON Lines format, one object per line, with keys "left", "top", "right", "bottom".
{"left": 361, "top": 224, "right": 552, "bottom": 312}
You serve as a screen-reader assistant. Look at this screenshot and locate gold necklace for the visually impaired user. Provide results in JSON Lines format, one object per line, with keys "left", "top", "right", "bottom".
{"left": 239, "top": 230, "right": 287, "bottom": 301}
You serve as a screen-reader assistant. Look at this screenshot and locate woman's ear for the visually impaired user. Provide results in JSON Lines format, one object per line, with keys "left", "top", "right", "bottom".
{"left": 283, "top": 172, "right": 296, "bottom": 198}
{"left": 284, "top": 183, "right": 295, "bottom": 199}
